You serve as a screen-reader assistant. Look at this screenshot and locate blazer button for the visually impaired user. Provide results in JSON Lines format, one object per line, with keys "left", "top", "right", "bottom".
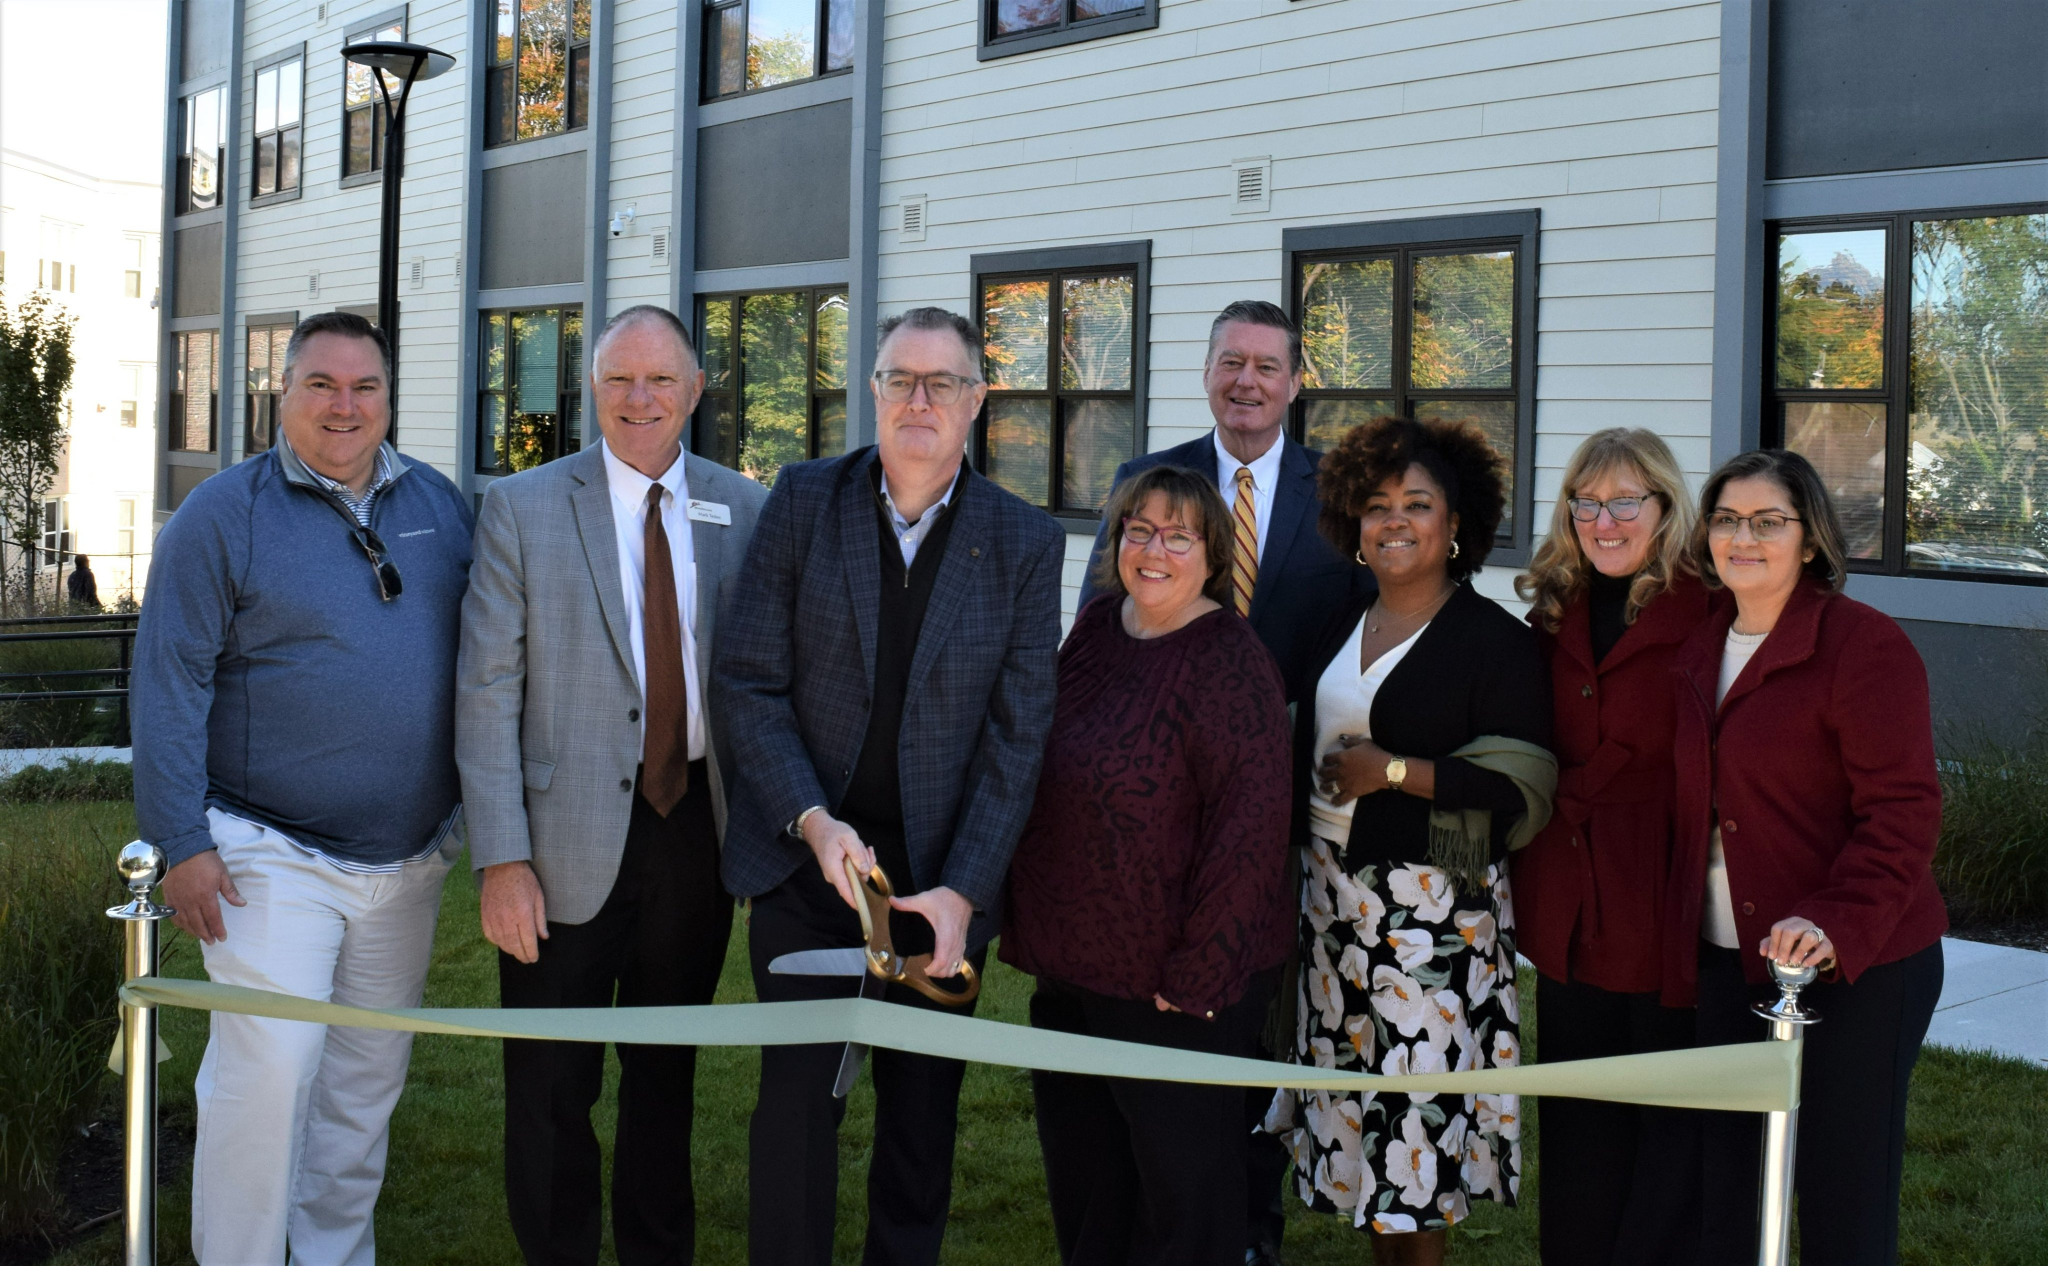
{"left": 1581, "top": 684, "right": 1593, "bottom": 698}
{"left": 1723, "top": 819, "right": 1738, "bottom": 834}
{"left": 619, "top": 778, "right": 633, "bottom": 792}
{"left": 1741, "top": 901, "right": 1756, "bottom": 916}
{"left": 628, "top": 708, "right": 640, "bottom": 722}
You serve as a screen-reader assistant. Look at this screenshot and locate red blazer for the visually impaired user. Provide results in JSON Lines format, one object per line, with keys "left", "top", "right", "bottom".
{"left": 1514, "top": 574, "right": 1709, "bottom": 993}
{"left": 1662, "top": 580, "right": 1946, "bottom": 1007}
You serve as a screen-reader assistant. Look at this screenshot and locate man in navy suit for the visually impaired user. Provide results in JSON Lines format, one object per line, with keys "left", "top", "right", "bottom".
{"left": 715, "top": 307, "right": 1064, "bottom": 1265}
{"left": 1081, "top": 299, "right": 1372, "bottom": 1264}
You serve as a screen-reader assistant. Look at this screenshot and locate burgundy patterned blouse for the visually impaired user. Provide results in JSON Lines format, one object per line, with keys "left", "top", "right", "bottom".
{"left": 1000, "top": 595, "right": 1294, "bottom": 1018}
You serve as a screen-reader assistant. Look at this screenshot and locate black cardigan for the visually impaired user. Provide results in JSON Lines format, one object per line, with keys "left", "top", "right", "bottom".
{"left": 1292, "top": 582, "right": 1553, "bottom": 868}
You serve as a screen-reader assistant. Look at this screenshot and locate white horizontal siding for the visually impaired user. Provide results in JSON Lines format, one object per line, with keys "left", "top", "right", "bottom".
{"left": 606, "top": 0, "right": 677, "bottom": 311}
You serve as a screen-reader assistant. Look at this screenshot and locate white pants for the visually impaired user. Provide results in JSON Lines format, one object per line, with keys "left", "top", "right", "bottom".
{"left": 191, "top": 810, "right": 453, "bottom": 1266}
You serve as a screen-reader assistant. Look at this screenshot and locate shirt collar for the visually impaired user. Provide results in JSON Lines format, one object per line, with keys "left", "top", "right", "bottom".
{"left": 276, "top": 433, "right": 400, "bottom": 498}
{"left": 1213, "top": 428, "right": 1284, "bottom": 488}
{"left": 602, "top": 439, "right": 688, "bottom": 510}
{"left": 878, "top": 463, "right": 962, "bottom": 532}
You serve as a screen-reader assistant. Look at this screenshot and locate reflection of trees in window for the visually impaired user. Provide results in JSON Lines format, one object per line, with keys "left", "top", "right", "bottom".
{"left": 244, "top": 325, "right": 292, "bottom": 454}
{"left": 252, "top": 58, "right": 303, "bottom": 199}
{"left": 1296, "top": 244, "right": 1522, "bottom": 538}
{"left": 694, "top": 288, "right": 849, "bottom": 486}
{"left": 177, "top": 88, "right": 222, "bottom": 214}
{"left": 342, "top": 19, "right": 405, "bottom": 177}
{"left": 1775, "top": 230, "right": 1886, "bottom": 391}
{"left": 477, "top": 308, "right": 584, "bottom": 474}
{"left": 488, "top": 0, "right": 593, "bottom": 145}
{"left": 703, "top": 0, "right": 853, "bottom": 102}
{"left": 992, "top": 0, "right": 1145, "bottom": 38}
{"left": 169, "top": 331, "right": 217, "bottom": 452}
{"left": 976, "top": 269, "right": 1136, "bottom": 515}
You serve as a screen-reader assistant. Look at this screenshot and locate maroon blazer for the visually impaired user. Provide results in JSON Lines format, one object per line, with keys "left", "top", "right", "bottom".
{"left": 1514, "top": 574, "right": 1710, "bottom": 994}
{"left": 1662, "top": 579, "right": 1946, "bottom": 1007}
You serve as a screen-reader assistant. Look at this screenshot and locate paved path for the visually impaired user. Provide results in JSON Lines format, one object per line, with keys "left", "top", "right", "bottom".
{"left": 1927, "top": 936, "right": 2048, "bottom": 1066}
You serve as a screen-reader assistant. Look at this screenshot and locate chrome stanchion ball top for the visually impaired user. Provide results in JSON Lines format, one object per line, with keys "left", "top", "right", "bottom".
{"left": 1753, "top": 958, "right": 1821, "bottom": 1027}
{"left": 109, "top": 841, "right": 174, "bottom": 922}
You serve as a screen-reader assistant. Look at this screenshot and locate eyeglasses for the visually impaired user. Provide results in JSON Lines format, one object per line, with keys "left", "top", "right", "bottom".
{"left": 871, "top": 370, "right": 980, "bottom": 405}
{"left": 350, "top": 525, "right": 404, "bottom": 601}
{"left": 1120, "top": 519, "right": 1204, "bottom": 555}
{"left": 1566, "top": 495, "right": 1656, "bottom": 522}
{"left": 1706, "top": 512, "right": 1803, "bottom": 541}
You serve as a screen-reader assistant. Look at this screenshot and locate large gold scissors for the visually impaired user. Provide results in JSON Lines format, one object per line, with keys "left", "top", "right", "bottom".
{"left": 844, "top": 857, "right": 980, "bottom": 1007}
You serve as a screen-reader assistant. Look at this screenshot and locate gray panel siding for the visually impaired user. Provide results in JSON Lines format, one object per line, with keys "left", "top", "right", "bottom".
{"left": 481, "top": 153, "right": 590, "bottom": 291}
{"left": 180, "top": 0, "right": 232, "bottom": 81}
{"left": 1896, "top": 618, "right": 2048, "bottom": 751}
{"left": 696, "top": 100, "right": 852, "bottom": 271}
{"left": 1767, "top": 0, "right": 2048, "bottom": 178}
{"left": 172, "top": 222, "right": 223, "bottom": 317}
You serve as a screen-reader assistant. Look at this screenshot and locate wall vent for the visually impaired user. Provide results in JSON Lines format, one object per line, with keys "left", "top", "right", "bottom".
{"left": 454, "top": 248, "right": 462, "bottom": 281}
{"left": 307, "top": 269, "right": 320, "bottom": 300}
{"left": 1230, "top": 157, "right": 1272, "bottom": 215}
{"left": 651, "top": 227, "right": 670, "bottom": 267}
{"left": 316, "top": 2, "right": 329, "bottom": 25}
{"left": 408, "top": 256, "right": 425, "bottom": 290}
{"left": 899, "top": 194, "right": 928, "bottom": 243}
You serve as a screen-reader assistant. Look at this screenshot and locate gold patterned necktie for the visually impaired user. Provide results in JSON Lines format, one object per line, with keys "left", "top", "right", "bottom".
{"left": 1231, "top": 466, "right": 1258, "bottom": 617}
{"left": 640, "top": 483, "right": 690, "bottom": 816}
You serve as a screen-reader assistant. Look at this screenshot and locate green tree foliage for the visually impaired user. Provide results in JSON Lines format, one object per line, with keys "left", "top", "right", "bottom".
{"left": 0, "top": 291, "right": 75, "bottom": 610}
{"left": 748, "top": 30, "right": 813, "bottom": 89}
{"left": 1411, "top": 251, "right": 1514, "bottom": 390}
{"left": 1774, "top": 255, "right": 1886, "bottom": 391}
{"left": 739, "top": 293, "right": 809, "bottom": 486}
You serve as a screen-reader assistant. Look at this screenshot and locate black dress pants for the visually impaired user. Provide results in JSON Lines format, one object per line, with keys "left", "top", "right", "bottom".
{"left": 1534, "top": 974, "right": 1702, "bottom": 1264}
{"left": 746, "top": 861, "right": 986, "bottom": 1266}
{"left": 1695, "top": 939, "right": 1943, "bottom": 1266}
{"left": 498, "top": 766, "right": 733, "bottom": 1266}
{"left": 1030, "top": 972, "right": 1276, "bottom": 1266}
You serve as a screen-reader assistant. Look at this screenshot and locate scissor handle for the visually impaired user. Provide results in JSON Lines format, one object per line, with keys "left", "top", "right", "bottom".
{"left": 898, "top": 953, "right": 981, "bottom": 1006}
{"left": 840, "top": 856, "right": 980, "bottom": 1007}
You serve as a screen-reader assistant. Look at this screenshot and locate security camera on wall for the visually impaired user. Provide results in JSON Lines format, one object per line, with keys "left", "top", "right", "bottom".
{"left": 608, "top": 204, "right": 637, "bottom": 238}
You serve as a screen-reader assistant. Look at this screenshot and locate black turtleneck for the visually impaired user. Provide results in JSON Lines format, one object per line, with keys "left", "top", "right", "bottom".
{"left": 1588, "top": 569, "right": 1635, "bottom": 665}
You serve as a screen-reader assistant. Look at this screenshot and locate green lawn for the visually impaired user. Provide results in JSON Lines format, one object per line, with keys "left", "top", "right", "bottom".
{"left": 48, "top": 830, "right": 2048, "bottom": 1265}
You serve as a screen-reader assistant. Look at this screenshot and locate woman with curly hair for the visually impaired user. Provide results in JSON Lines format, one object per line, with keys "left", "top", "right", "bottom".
{"left": 1265, "top": 417, "right": 1554, "bottom": 1265}
{"left": 1510, "top": 429, "right": 1707, "bottom": 1264}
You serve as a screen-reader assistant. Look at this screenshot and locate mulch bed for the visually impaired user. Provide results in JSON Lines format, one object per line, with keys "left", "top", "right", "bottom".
{"left": 1948, "top": 917, "right": 2048, "bottom": 955}
{"left": 1, "top": 1112, "right": 194, "bottom": 1265}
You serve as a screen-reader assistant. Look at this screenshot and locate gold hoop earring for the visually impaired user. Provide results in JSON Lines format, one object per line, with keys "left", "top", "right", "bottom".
{"left": 1449, "top": 539, "right": 1461, "bottom": 559}
{"left": 1354, "top": 549, "right": 1369, "bottom": 566}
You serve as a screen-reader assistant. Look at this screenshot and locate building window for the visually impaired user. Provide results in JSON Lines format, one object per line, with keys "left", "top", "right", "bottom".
{"left": 41, "top": 499, "right": 71, "bottom": 571}
{"left": 252, "top": 53, "right": 304, "bottom": 199}
{"left": 488, "top": 0, "right": 593, "bottom": 146}
{"left": 1286, "top": 211, "right": 1539, "bottom": 552}
{"left": 694, "top": 288, "right": 849, "bottom": 487}
{"left": 478, "top": 307, "right": 584, "bottom": 475}
{"left": 343, "top": 15, "right": 406, "bottom": 177}
{"left": 1768, "top": 207, "right": 2048, "bottom": 582}
{"left": 123, "top": 236, "right": 145, "bottom": 297}
{"left": 245, "top": 324, "right": 293, "bottom": 454}
{"left": 981, "top": 0, "right": 1157, "bottom": 60}
{"left": 169, "top": 330, "right": 219, "bottom": 452}
{"left": 973, "top": 244, "right": 1148, "bottom": 517}
{"left": 177, "top": 86, "right": 224, "bottom": 213}
{"left": 117, "top": 499, "right": 137, "bottom": 559}
{"left": 702, "top": 0, "right": 854, "bottom": 101}
{"left": 119, "top": 363, "right": 146, "bottom": 427}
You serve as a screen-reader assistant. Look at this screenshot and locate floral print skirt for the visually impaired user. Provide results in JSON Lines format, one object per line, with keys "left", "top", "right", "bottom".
{"left": 1265, "top": 834, "right": 1522, "bottom": 1233}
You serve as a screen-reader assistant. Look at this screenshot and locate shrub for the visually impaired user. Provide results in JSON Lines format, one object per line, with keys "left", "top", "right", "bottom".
{"left": 1935, "top": 737, "right": 2048, "bottom": 924}
{"left": 0, "top": 808, "right": 125, "bottom": 1242}
{"left": 0, "top": 758, "right": 133, "bottom": 804}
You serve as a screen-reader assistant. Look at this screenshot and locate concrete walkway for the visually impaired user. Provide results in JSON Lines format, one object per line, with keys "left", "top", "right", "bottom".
{"left": 1926, "top": 936, "right": 2048, "bottom": 1066}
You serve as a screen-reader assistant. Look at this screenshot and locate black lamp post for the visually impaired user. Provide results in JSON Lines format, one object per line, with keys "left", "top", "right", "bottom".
{"left": 337, "top": 39, "right": 455, "bottom": 430}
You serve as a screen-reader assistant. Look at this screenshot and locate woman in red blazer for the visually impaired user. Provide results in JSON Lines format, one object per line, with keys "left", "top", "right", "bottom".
{"left": 1513, "top": 429, "right": 1708, "bottom": 1265}
{"left": 1668, "top": 449, "right": 1945, "bottom": 1266}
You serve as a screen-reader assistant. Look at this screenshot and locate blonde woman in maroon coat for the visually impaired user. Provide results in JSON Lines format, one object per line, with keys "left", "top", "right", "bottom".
{"left": 1513, "top": 429, "right": 1707, "bottom": 1265}
{"left": 1668, "top": 449, "right": 1945, "bottom": 1265}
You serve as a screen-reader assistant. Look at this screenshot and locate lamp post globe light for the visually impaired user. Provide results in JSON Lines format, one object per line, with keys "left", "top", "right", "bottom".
{"left": 337, "top": 39, "right": 455, "bottom": 431}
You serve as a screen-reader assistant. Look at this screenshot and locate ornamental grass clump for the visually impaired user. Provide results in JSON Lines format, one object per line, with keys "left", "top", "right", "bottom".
{"left": 0, "top": 811, "right": 124, "bottom": 1243}
{"left": 1935, "top": 735, "right": 2048, "bottom": 924}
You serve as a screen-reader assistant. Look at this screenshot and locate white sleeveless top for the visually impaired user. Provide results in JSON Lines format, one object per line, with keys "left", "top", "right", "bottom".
{"left": 1306, "top": 612, "right": 1428, "bottom": 844}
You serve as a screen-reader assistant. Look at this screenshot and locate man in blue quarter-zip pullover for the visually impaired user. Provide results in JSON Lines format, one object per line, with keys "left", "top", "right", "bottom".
{"left": 134, "top": 311, "right": 474, "bottom": 1267}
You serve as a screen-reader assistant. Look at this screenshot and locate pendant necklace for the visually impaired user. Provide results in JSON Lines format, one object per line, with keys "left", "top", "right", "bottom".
{"left": 1367, "top": 582, "right": 1455, "bottom": 635}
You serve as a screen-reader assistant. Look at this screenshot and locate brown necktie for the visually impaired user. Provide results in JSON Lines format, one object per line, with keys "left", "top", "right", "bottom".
{"left": 640, "top": 483, "right": 690, "bottom": 816}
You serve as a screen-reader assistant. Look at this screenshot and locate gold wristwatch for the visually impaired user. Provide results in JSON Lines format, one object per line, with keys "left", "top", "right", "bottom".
{"left": 1384, "top": 756, "right": 1407, "bottom": 792}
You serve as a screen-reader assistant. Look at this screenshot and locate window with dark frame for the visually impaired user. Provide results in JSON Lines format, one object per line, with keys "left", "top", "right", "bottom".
{"left": 477, "top": 307, "right": 584, "bottom": 475}
{"left": 342, "top": 14, "right": 406, "bottom": 177}
{"left": 1767, "top": 206, "right": 2048, "bottom": 583}
{"left": 702, "top": 0, "right": 853, "bottom": 101}
{"left": 40, "top": 499, "right": 70, "bottom": 572}
{"left": 694, "top": 288, "right": 849, "bottom": 486}
{"left": 245, "top": 324, "right": 294, "bottom": 454}
{"left": 176, "top": 87, "right": 224, "bottom": 214}
{"left": 982, "top": 0, "right": 1156, "bottom": 58}
{"left": 487, "top": 0, "right": 593, "bottom": 146}
{"left": 251, "top": 53, "right": 304, "bottom": 200}
{"left": 1288, "top": 215, "right": 1536, "bottom": 549}
{"left": 975, "top": 260, "right": 1142, "bottom": 518}
{"left": 169, "top": 330, "right": 219, "bottom": 453}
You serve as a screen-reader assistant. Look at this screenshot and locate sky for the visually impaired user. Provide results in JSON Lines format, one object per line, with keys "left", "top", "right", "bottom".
{"left": 0, "top": 0, "right": 169, "bottom": 183}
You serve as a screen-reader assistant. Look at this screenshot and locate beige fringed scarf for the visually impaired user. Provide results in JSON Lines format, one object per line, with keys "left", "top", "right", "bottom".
{"left": 1425, "top": 736, "right": 1559, "bottom": 886}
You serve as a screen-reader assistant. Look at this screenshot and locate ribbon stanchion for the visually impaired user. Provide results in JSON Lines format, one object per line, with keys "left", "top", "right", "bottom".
{"left": 1753, "top": 960, "right": 1819, "bottom": 1266}
{"left": 107, "top": 843, "right": 175, "bottom": 1267}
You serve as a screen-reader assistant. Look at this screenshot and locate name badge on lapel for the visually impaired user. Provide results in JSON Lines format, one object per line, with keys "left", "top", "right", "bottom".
{"left": 686, "top": 499, "right": 732, "bottom": 526}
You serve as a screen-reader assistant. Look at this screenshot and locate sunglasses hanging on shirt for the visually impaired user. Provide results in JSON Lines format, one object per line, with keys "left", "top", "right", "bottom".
{"left": 350, "top": 525, "right": 404, "bottom": 601}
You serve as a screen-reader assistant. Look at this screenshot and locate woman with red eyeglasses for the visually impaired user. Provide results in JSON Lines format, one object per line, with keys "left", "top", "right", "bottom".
{"left": 1003, "top": 464, "right": 1293, "bottom": 1264}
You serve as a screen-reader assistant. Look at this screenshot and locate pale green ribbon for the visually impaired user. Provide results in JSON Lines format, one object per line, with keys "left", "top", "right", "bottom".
{"left": 121, "top": 978, "right": 1799, "bottom": 1113}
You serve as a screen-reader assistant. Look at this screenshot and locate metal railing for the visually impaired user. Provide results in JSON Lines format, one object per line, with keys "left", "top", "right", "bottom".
{"left": 0, "top": 611, "right": 137, "bottom": 746}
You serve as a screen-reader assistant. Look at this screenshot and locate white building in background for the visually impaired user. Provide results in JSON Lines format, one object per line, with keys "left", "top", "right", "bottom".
{"left": 156, "top": 0, "right": 2046, "bottom": 737}
{"left": 0, "top": 148, "right": 163, "bottom": 605}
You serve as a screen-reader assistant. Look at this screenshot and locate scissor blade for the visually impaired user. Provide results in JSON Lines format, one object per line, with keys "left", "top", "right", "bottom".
{"left": 832, "top": 965, "right": 883, "bottom": 1098}
{"left": 767, "top": 947, "right": 868, "bottom": 977}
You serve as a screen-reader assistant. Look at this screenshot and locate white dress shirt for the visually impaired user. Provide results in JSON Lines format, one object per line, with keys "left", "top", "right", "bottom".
{"left": 1212, "top": 428, "right": 1285, "bottom": 560}
{"left": 880, "top": 466, "right": 960, "bottom": 567}
{"left": 602, "top": 440, "right": 705, "bottom": 762}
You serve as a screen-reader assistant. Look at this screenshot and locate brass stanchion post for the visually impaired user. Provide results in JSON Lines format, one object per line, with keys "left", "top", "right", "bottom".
{"left": 1753, "top": 959, "right": 1818, "bottom": 1266}
{"left": 108, "top": 842, "right": 174, "bottom": 1267}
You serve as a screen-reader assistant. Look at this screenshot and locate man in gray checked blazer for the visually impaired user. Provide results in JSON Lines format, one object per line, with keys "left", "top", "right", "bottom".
{"left": 714, "top": 307, "right": 1064, "bottom": 1265}
{"left": 456, "top": 305, "right": 766, "bottom": 1265}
